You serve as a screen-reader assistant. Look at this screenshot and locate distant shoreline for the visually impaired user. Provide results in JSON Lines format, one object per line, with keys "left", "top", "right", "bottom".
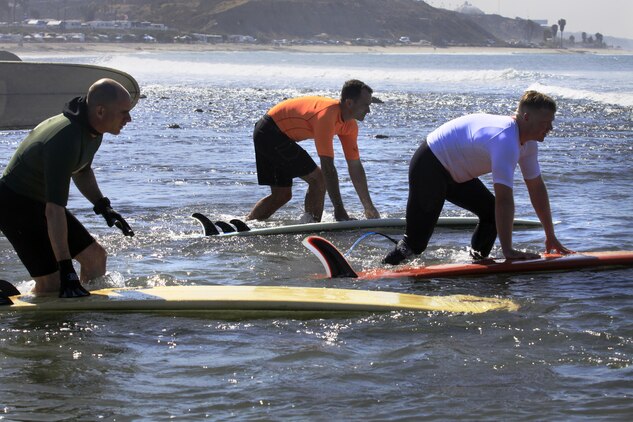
{"left": 2, "top": 42, "right": 631, "bottom": 56}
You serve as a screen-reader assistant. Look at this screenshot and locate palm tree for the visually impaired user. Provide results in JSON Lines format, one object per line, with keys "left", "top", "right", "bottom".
{"left": 550, "top": 24, "right": 558, "bottom": 46}
{"left": 595, "top": 32, "right": 604, "bottom": 47}
{"left": 558, "top": 19, "right": 566, "bottom": 48}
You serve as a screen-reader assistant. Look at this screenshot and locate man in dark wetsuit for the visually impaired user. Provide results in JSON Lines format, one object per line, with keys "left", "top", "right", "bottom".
{"left": 0, "top": 78, "right": 134, "bottom": 298}
{"left": 247, "top": 79, "right": 380, "bottom": 223}
{"left": 384, "top": 90, "right": 572, "bottom": 265}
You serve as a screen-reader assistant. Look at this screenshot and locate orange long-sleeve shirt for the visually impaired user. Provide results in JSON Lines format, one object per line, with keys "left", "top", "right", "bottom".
{"left": 267, "top": 96, "right": 360, "bottom": 160}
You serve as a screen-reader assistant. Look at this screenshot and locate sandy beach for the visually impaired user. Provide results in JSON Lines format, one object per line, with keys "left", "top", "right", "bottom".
{"left": 2, "top": 41, "right": 630, "bottom": 56}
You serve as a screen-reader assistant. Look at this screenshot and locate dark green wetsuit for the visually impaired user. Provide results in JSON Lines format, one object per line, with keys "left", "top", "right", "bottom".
{"left": 0, "top": 97, "right": 102, "bottom": 277}
{"left": 2, "top": 103, "right": 102, "bottom": 205}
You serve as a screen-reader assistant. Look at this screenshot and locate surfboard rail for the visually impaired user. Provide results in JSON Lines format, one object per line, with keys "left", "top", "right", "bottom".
{"left": 303, "top": 235, "right": 633, "bottom": 281}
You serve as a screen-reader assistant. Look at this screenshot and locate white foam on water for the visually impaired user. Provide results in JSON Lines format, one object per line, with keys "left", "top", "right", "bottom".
{"left": 98, "top": 55, "right": 544, "bottom": 91}
{"left": 528, "top": 82, "right": 633, "bottom": 108}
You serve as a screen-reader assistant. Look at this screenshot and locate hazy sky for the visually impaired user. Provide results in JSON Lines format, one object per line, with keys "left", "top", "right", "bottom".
{"left": 423, "top": 0, "right": 633, "bottom": 39}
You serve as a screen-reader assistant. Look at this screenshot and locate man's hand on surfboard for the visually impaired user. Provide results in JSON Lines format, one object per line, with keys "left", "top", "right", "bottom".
{"left": 58, "top": 259, "right": 90, "bottom": 298}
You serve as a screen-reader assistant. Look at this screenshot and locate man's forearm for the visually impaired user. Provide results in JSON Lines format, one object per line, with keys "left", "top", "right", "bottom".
{"left": 347, "top": 159, "right": 373, "bottom": 209}
{"left": 494, "top": 184, "right": 515, "bottom": 255}
{"left": 320, "top": 156, "right": 346, "bottom": 213}
{"left": 525, "top": 176, "right": 556, "bottom": 238}
{"left": 72, "top": 167, "right": 104, "bottom": 204}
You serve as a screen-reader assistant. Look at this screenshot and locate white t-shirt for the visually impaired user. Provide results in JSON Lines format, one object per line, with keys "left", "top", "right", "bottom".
{"left": 427, "top": 114, "right": 541, "bottom": 188}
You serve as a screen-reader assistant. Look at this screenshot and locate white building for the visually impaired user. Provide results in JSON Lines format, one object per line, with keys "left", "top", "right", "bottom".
{"left": 24, "top": 19, "right": 47, "bottom": 28}
{"left": 456, "top": 1, "right": 485, "bottom": 15}
{"left": 85, "top": 20, "right": 132, "bottom": 29}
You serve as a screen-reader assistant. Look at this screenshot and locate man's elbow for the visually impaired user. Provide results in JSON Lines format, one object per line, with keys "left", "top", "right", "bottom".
{"left": 493, "top": 182, "right": 513, "bottom": 198}
{"left": 524, "top": 176, "right": 547, "bottom": 195}
{"left": 346, "top": 158, "right": 364, "bottom": 172}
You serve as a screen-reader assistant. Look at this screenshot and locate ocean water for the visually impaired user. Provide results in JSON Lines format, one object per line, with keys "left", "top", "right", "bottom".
{"left": 1, "top": 49, "right": 632, "bottom": 420}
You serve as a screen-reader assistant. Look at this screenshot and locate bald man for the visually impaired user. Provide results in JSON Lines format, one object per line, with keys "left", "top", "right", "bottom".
{"left": 0, "top": 78, "right": 135, "bottom": 298}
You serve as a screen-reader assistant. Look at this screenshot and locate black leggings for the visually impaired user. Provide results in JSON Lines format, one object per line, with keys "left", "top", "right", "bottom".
{"left": 404, "top": 141, "right": 497, "bottom": 257}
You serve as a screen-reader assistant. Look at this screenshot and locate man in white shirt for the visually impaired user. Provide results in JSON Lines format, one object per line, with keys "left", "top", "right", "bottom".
{"left": 384, "top": 90, "right": 572, "bottom": 265}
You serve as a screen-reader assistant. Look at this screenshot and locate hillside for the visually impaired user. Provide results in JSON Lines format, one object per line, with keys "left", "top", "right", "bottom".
{"left": 131, "top": 0, "right": 502, "bottom": 45}
{"left": 8, "top": 0, "right": 516, "bottom": 46}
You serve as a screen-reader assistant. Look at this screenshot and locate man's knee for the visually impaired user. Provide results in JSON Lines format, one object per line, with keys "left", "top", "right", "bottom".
{"left": 303, "top": 168, "right": 325, "bottom": 191}
{"left": 76, "top": 241, "right": 107, "bottom": 268}
{"left": 270, "top": 188, "right": 292, "bottom": 206}
{"left": 95, "top": 243, "right": 107, "bottom": 265}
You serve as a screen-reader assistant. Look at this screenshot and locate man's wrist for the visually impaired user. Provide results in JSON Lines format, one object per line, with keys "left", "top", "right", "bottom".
{"left": 93, "top": 197, "right": 111, "bottom": 215}
{"left": 58, "top": 259, "right": 75, "bottom": 273}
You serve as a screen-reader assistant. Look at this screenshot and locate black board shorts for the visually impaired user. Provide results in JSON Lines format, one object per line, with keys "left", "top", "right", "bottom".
{"left": 0, "top": 181, "right": 95, "bottom": 277}
{"left": 252, "top": 115, "right": 317, "bottom": 187}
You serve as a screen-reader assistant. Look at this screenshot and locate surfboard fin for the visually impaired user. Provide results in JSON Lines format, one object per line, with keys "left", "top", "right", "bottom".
{"left": 215, "top": 221, "right": 235, "bottom": 233}
{"left": 0, "top": 280, "right": 20, "bottom": 306}
{"left": 191, "top": 213, "right": 220, "bottom": 236}
{"left": 230, "top": 219, "right": 251, "bottom": 232}
{"left": 0, "top": 293, "right": 12, "bottom": 306}
{"left": 302, "top": 236, "right": 358, "bottom": 278}
{"left": 192, "top": 214, "right": 252, "bottom": 235}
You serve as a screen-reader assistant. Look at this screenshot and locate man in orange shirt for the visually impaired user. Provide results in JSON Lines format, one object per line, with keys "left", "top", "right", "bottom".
{"left": 247, "top": 79, "right": 381, "bottom": 222}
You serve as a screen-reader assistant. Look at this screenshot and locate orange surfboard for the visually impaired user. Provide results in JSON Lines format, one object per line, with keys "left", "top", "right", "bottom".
{"left": 303, "top": 236, "right": 633, "bottom": 280}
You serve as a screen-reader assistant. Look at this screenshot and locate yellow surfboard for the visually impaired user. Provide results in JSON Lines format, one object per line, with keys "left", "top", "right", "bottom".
{"left": 0, "top": 60, "right": 140, "bottom": 130}
{"left": 1, "top": 285, "right": 519, "bottom": 314}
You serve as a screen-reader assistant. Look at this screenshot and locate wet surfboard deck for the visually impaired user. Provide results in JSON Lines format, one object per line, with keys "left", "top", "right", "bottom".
{"left": 0, "top": 284, "right": 518, "bottom": 314}
{"left": 303, "top": 235, "right": 633, "bottom": 280}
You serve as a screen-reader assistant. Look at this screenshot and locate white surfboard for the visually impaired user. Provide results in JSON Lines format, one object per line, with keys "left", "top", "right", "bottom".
{"left": 0, "top": 50, "right": 21, "bottom": 61}
{"left": 0, "top": 60, "right": 140, "bottom": 130}
{"left": 192, "top": 213, "right": 542, "bottom": 237}
{"left": 0, "top": 285, "right": 519, "bottom": 314}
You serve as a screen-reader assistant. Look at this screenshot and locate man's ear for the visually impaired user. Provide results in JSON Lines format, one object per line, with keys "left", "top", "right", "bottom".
{"left": 95, "top": 105, "right": 106, "bottom": 118}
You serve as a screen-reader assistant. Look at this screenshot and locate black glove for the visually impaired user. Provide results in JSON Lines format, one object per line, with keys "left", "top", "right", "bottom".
{"left": 382, "top": 238, "right": 414, "bottom": 265}
{"left": 93, "top": 197, "right": 134, "bottom": 237}
{"left": 58, "top": 259, "right": 90, "bottom": 298}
